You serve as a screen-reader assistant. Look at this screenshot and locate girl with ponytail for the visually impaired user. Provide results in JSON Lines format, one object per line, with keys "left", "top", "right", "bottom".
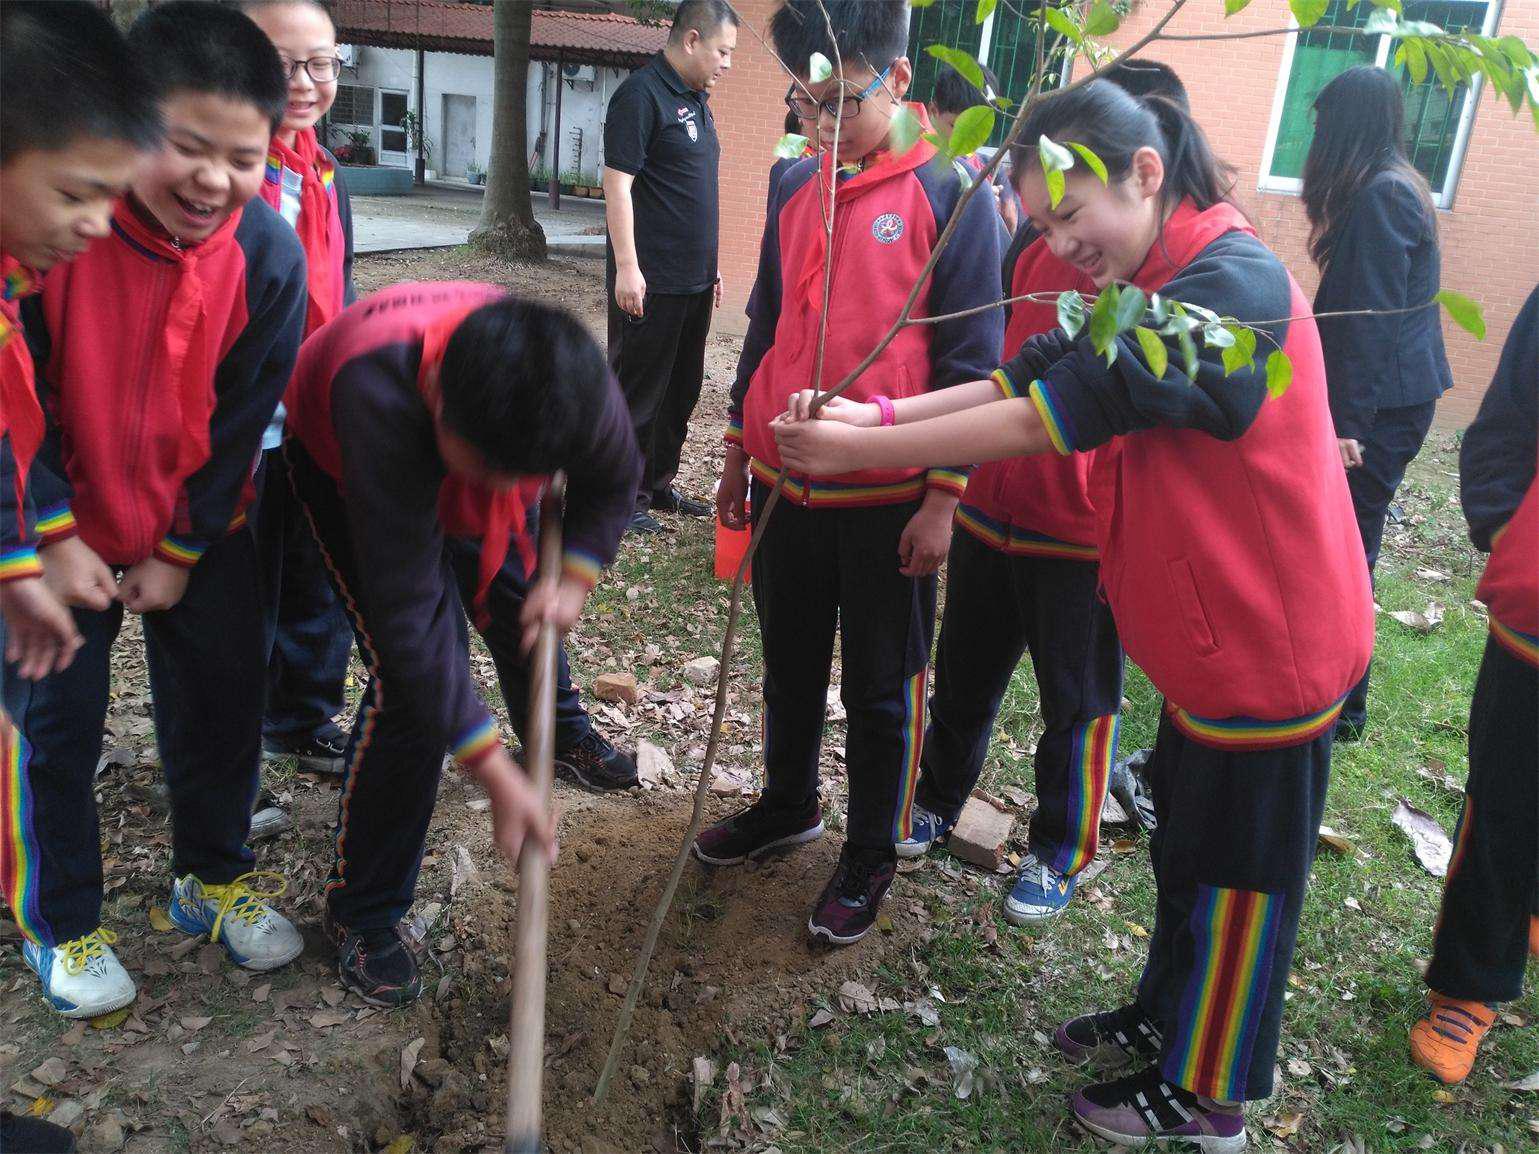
{"left": 774, "top": 78, "right": 1372, "bottom": 1151}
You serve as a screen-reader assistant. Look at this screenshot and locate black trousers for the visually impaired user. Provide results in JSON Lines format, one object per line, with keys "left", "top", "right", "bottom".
{"left": 918, "top": 530, "right": 1124, "bottom": 873}
{"left": 749, "top": 482, "right": 937, "bottom": 851}
{"left": 1135, "top": 713, "right": 1332, "bottom": 1102}
{"left": 1425, "top": 634, "right": 1538, "bottom": 1003}
{"left": 1341, "top": 400, "right": 1438, "bottom": 730}
{"left": 608, "top": 284, "right": 713, "bottom": 511}
{"left": 287, "top": 442, "right": 591, "bottom": 932}
{"left": 2, "top": 531, "right": 263, "bottom": 945}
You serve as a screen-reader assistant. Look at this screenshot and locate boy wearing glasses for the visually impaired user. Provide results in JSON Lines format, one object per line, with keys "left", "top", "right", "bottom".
{"left": 243, "top": 0, "right": 357, "bottom": 778}
{"left": 698, "top": 0, "right": 1002, "bottom": 946}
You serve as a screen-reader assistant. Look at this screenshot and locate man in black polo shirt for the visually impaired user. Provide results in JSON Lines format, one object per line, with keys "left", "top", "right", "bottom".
{"left": 603, "top": 0, "right": 737, "bottom": 534}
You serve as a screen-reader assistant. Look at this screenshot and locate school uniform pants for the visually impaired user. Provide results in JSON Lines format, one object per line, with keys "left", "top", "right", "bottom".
{"left": 749, "top": 482, "right": 936, "bottom": 851}
{"left": 1341, "top": 399, "right": 1439, "bottom": 731}
{"left": 1, "top": 530, "right": 264, "bottom": 946}
{"left": 286, "top": 442, "right": 591, "bottom": 932}
{"left": 1424, "top": 634, "right": 1538, "bottom": 1003}
{"left": 253, "top": 446, "right": 353, "bottom": 743}
{"left": 1135, "top": 712, "right": 1331, "bottom": 1102}
{"left": 917, "top": 529, "right": 1124, "bottom": 872}
{"left": 607, "top": 278, "right": 713, "bottom": 511}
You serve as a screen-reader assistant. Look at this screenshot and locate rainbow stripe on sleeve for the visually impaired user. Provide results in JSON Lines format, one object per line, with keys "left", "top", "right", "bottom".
{"left": 562, "top": 548, "right": 603, "bottom": 590}
{"left": 1027, "top": 381, "right": 1073, "bottom": 455}
{"left": 451, "top": 717, "right": 500, "bottom": 766}
{"left": 0, "top": 546, "right": 43, "bottom": 583}
{"left": 34, "top": 504, "right": 76, "bottom": 545}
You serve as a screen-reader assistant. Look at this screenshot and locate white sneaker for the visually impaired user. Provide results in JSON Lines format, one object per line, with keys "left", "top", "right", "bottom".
{"left": 168, "top": 873, "right": 303, "bottom": 971}
{"left": 22, "top": 929, "right": 137, "bottom": 1019}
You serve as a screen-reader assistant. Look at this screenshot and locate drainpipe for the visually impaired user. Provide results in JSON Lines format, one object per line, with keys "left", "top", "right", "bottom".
{"left": 415, "top": 47, "right": 426, "bottom": 185}
{"left": 548, "top": 50, "right": 563, "bottom": 211}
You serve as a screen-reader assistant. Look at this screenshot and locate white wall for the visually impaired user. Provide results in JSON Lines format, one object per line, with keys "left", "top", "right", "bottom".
{"left": 341, "top": 44, "right": 630, "bottom": 183}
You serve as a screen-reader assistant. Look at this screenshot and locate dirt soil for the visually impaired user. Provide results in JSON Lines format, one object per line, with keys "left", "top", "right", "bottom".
{"left": 1, "top": 249, "right": 913, "bottom": 1154}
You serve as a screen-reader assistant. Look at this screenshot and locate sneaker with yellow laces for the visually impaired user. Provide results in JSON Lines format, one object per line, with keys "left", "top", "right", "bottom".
{"left": 168, "top": 873, "right": 302, "bottom": 971}
{"left": 1409, "top": 993, "right": 1496, "bottom": 1085}
{"left": 22, "top": 929, "right": 137, "bottom": 1019}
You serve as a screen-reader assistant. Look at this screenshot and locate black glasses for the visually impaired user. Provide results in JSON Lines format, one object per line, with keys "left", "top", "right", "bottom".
{"left": 785, "top": 64, "right": 893, "bottom": 121}
{"left": 281, "top": 56, "right": 342, "bottom": 82}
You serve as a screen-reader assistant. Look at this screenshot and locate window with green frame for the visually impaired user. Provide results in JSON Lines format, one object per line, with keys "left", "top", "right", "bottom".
{"left": 1263, "top": 0, "right": 1494, "bottom": 202}
{"left": 905, "top": 0, "right": 1064, "bottom": 148}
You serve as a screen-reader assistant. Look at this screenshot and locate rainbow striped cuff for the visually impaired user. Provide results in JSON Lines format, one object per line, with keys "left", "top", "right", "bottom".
{"left": 991, "top": 367, "right": 1023, "bottom": 400}
{"left": 1491, "top": 618, "right": 1539, "bottom": 667}
{"left": 1028, "top": 380, "right": 1073, "bottom": 456}
{"left": 0, "top": 545, "right": 43, "bottom": 583}
{"left": 452, "top": 717, "right": 501, "bottom": 766}
{"left": 925, "top": 467, "right": 970, "bottom": 498}
{"left": 34, "top": 504, "right": 77, "bottom": 546}
{"left": 153, "top": 535, "right": 206, "bottom": 569}
{"left": 226, "top": 510, "right": 248, "bottom": 534}
{"left": 723, "top": 416, "right": 745, "bottom": 447}
{"left": 1168, "top": 694, "right": 1346, "bottom": 751}
{"left": 562, "top": 548, "right": 603, "bottom": 590}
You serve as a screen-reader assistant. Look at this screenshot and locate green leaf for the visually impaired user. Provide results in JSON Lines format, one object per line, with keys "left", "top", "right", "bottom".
{"left": 947, "top": 105, "right": 996, "bottom": 158}
{"left": 1045, "top": 166, "right": 1064, "bottom": 206}
{"left": 910, "top": 0, "right": 936, "bottom": 6}
{"left": 975, "top": 0, "right": 998, "bottom": 24}
{"left": 1042, "top": 6, "right": 1083, "bottom": 44}
{"left": 773, "top": 133, "right": 810, "bottom": 160}
{"left": 1435, "top": 288, "right": 1487, "bottom": 339}
{"left": 1265, "top": 350, "right": 1293, "bottom": 398}
{"left": 1065, "top": 142, "right": 1108, "bottom": 185}
{"left": 1038, "top": 134, "right": 1075, "bottom": 208}
{"left": 808, "top": 52, "right": 832, "bottom": 83}
{"left": 1084, "top": 0, "right": 1120, "bottom": 37}
{"left": 1202, "top": 321, "right": 1236, "bottom": 349}
{"left": 889, "top": 106, "right": 922, "bottom": 156}
{"left": 1221, "top": 326, "right": 1257, "bottom": 376}
{"left": 1089, "top": 285, "right": 1121, "bottom": 354}
{"left": 926, "top": 46, "right": 986, "bottom": 94}
{"left": 1057, "top": 290, "right": 1087, "bottom": 339}
{"left": 1114, "top": 286, "right": 1147, "bottom": 334}
{"left": 1135, "top": 327, "right": 1169, "bottom": 379}
{"left": 1401, "top": 38, "right": 1429, "bottom": 84}
{"left": 1289, "top": 0, "right": 1329, "bottom": 27}
{"left": 1364, "top": 7, "right": 1398, "bottom": 35}
{"left": 1223, "top": 0, "right": 1253, "bottom": 13}
{"left": 1176, "top": 328, "right": 1199, "bottom": 379}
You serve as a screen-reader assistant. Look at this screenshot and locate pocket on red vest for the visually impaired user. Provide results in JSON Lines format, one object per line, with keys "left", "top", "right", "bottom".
{"left": 1168, "top": 558, "right": 1221, "bottom": 657}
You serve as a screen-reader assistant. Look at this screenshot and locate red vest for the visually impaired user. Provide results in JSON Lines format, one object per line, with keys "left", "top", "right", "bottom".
{"left": 1477, "top": 468, "right": 1538, "bottom": 666}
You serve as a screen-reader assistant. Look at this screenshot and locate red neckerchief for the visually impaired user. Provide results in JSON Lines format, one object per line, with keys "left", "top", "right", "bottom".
{"left": 1, "top": 253, "right": 45, "bottom": 529}
{"left": 415, "top": 307, "right": 543, "bottom": 629}
{"left": 796, "top": 102, "right": 939, "bottom": 315}
{"left": 262, "top": 128, "right": 344, "bottom": 336}
{"left": 115, "top": 198, "right": 243, "bottom": 489}
{"left": 1129, "top": 199, "right": 1254, "bottom": 293}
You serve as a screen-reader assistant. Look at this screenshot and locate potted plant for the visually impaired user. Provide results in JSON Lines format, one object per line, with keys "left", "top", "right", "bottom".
{"left": 466, "top": 159, "right": 486, "bottom": 186}
{"left": 333, "top": 127, "right": 375, "bottom": 166}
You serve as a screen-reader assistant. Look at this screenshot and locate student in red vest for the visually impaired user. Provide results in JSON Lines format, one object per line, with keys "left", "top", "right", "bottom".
{"left": 776, "top": 79, "right": 1372, "bottom": 1149}
{"left": 8, "top": 1, "right": 310, "bottom": 1020}
{"left": 1408, "top": 283, "right": 1538, "bottom": 1086}
{"left": 904, "top": 61, "right": 1191, "bottom": 929}
{"left": 244, "top": 0, "right": 357, "bottom": 777}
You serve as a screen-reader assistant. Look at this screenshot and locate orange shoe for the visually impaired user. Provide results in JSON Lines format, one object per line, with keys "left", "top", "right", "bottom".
{"left": 1410, "top": 994, "right": 1495, "bottom": 1085}
{"left": 1529, "top": 916, "right": 1538, "bottom": 960}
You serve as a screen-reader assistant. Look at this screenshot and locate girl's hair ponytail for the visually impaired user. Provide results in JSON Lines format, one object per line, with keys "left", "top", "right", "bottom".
{"left": 1010, "top": 79, "right": 1235, "bottom": 214}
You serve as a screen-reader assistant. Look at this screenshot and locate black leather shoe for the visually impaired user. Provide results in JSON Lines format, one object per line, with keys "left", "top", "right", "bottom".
{"left": 628, "top": 511, "right": 664, "bottom": 535}
{"left": 652, "top": 488, "right": 711, "bottom": 517}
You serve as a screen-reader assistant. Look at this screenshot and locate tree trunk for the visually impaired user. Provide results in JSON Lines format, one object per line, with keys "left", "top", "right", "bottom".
{"left": 470, "top": 0, "right": 547, "bottom": 260}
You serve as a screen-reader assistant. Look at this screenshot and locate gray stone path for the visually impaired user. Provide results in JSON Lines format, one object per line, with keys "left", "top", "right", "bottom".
{"left": 351, "top": 184, "right": 607, "bottom": 254}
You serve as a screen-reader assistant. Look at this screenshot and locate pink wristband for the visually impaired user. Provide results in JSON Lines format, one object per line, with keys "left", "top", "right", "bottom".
{"left": 873, "top": 394, "right": 895, "bottom": 427}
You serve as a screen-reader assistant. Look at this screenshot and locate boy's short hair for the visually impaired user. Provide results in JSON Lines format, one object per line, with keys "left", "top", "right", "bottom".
{"left": 931, "top": 62, "right": 1002, "bottom": 115}
{"left": 770, "top": 1, "right": 909, "bottom": 77}
{"left": 439, "top": 299, "right": 611, "bottom": 476}
{"left": 239, "top": 0, "right": 338, "bottom": 31}
{"left": 1101, "top": 59, "right": 1189, "bottom": 110}
{"left": 128, "top": 1, "right": 288, "bottom": 133}
{"left": 0, "top": 1, "right": 163, "bottom": 165}
{"left": 668, "top": 0, "right": 738, "bottom": 44}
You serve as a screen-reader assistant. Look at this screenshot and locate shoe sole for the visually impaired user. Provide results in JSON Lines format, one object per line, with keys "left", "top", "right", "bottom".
{"left": 894, "top": 839, "right": 933, "bottom": 860}
{"left": 1074, "top": 1114, "right": 1247, "bottom": 1152}
{"left": 43, "top": 984, "right": 137, "bottom": 1020}
{"left": 1002, "top": 896, "right": 1072, "bottom": 926}
{"left": 167, "top": 906, "right": 305, "bottom": 972}
{"left": 806, "top": 918, "right": 871, "bottom": 946}
{"left": 339, "top": 972, "right": 423, "bottom": 1008}
{"left": 691, "top": 821, "right": 825, "bottom": 867}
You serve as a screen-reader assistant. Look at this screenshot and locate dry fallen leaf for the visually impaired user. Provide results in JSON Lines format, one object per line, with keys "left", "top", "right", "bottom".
{"left": 808, "top": 1007, "right": 835, "bottom": 1029}
{"left": 691, "top": 1055, "right": 717, "bottom": 1113}
{"left": 943, "top": 1046, "right": 978, "bottom": 1100}
{"left": 29, "top": 1058, "right": 66, "bottom": 1087}
{"left": 1317, "top": 827, "right": 1355, "bottom": 856}
{"left": 308, "top": 1010, "right": 350, "bottom": 1029}
{"left": 1388, "top": 603, "right": 1444, "bottom": 634}
{"left": 1391, "top": 799, "right": 1452, "bottom": 877}
{"left": 147, "top": 906, "right": 174, "bottom": 932}
{"left": 837, "top": 980, "right": 878, "bottom": 1015}
{"left": 180, "top": 1015, "right": 212, "bottom": 1032}
{"left": 400, "top": 1037, "right": 426, "bottom": 1090}
{"left": 1502, "top": 1071, "right": 1539, "bottom": 1092}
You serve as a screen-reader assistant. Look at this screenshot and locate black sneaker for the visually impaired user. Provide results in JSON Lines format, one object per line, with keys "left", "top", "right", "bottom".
{"left": 652, "top": 488, "right": 711, "bottom": 517}
{"left": 331, "top": 920, "right": 422, "bottom": 1007}
{"left": 628, "top": 511, "right": 664, "bottom": 535}
{"left": 262, "top": 724, "right": 349, "bottom": 775}
{"left": 1, "top": 1112, "right": 77, "bottom": 1152}
{"left": 249, "top": 788, "right": 293, "bottom": 841}
{"left": 807, "top": 845, "right": 896, "bottom": 946}
{"left": 1071, "top": 1064, "right": 1247, "bottom": 1151}
{"left": 555, "top": 731, "right": 638, "bottom": 791}
{"left": 1056, "top": 1002, "right": 1165, "bottom": 1067}
{"left": 692, "top": 801, "right": 824, "bottom": 866}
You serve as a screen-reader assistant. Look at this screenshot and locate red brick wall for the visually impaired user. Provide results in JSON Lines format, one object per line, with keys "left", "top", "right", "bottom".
{"left": 711, "top": 0, "right": 1538, "bottom": 428}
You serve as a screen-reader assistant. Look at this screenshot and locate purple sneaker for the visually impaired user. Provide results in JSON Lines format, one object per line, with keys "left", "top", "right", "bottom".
{"left": 807, "top": 845, "right": 895, "bottom": 946}
{"left": 1056, "top": 1002, "right": 1164, "bottom": 1067}
{"left": 692, "top": 801, "right": 824, "bottom": 866}
{"left": 1071, "top": 1065, "right": 1247, "bottom": 1151}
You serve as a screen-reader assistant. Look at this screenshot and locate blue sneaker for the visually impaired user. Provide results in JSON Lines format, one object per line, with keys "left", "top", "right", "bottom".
{"left": 168, "top": 873, "right": 303, "bottom": 971}
{"left": 1003, "top": 852, "right": 1077, "bottom": 924}
{"left": 895, "top": 805, "right": 953, "bottom": 859}
{"left": 22, "top": 929, "right": 137, "bottom": 1019}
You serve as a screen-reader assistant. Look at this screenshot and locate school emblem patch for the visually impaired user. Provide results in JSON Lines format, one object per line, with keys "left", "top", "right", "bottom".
{"left": 677, "top": 106, "right": 699, "bottom": 142}
{"left": 686, "top": 120, "right": 699, "bottom": 142}
{"left": 872, "top": 213, "right": 905, "bottom": 244}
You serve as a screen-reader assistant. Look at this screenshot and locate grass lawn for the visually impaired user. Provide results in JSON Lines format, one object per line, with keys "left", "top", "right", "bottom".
{"left": 675, "top": 435, "right": 1538, "bottom": 1153}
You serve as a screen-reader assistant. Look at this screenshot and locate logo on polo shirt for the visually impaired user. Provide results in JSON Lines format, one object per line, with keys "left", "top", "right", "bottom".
{"left": 872, "top": 213, "right": 905, "bottom": 244}
{"left": 677, "top": 105, "right": 699, "bottom": 142}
